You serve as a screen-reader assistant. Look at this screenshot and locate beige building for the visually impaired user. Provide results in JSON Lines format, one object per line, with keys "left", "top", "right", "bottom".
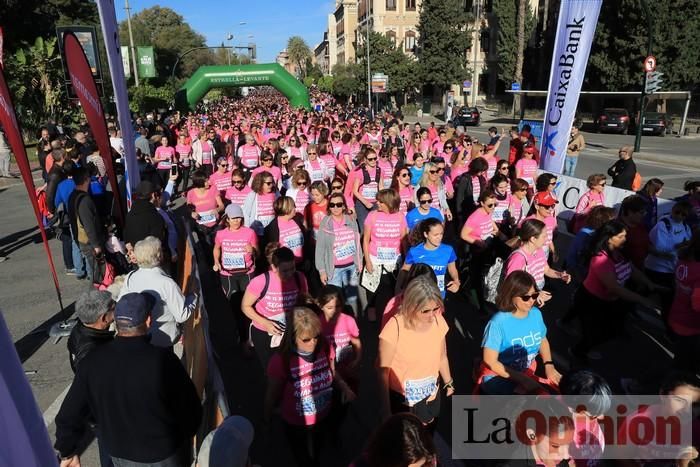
{"left": 313, "top": 32, "right": 330, "bottom": 75}
{"left": 356, "top": 0, "right": 421, "bottom": 57}
{"left": 332, "top": 0, "right": 358, "bottom": 67}
{"left": 275, "top": 49, "right": 299, "bottom": 77}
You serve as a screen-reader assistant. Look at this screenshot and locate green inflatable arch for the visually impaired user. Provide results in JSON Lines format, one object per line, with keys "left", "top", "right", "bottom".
{"left": 175, "top": 63, "right": 311, "bottom": 111}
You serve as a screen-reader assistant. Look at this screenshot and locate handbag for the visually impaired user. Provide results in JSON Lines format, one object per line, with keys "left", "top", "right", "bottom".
{"left": 360, "top": 264, "right": 382, "bottom": 293}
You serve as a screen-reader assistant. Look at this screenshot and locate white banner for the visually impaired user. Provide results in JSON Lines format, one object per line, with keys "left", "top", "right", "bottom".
{"left": 121, "top": 45, "right": 131, "bottom": 78}
{"left": 95, "top": 0, "right": 140, "bottom": 203}
{"left": 539, "top": 0, "right": 602, "bottom": 174}
{"left": 545, "top": 171, "right": 673, "bottom": 222}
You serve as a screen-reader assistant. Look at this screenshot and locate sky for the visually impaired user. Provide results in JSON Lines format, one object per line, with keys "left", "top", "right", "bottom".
{"left": 114, "top": 0, "right": 334, "bottom": 64}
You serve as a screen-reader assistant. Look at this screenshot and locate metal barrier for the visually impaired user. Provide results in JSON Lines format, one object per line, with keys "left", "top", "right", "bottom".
{"left": 177, "top": 221, "right": 229, "bottom": 458}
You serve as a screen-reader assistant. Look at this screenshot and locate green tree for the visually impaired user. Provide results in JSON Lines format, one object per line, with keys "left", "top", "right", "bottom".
{"left": 317, "top": 75, "right": 335, "bottom": 94}
{"left": 331, "top": 63, "right": 363, "bottom": 97}
{"left": 416, "top": 0, "right": 473, "bottom": 92}
{"left": 118, "top": 6, "right": 213, "bottom": 83}
{"left": 287, "top": 36, "right": 312, "bottom": 78}
{"left": 356, "top": 31, "right": 420, "bottom": 96}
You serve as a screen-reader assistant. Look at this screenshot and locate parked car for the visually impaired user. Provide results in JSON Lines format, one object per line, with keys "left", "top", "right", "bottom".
{"left": 595, "top": 108, "right": 631, "bottom": 134}
{"left": 453, "top": 106, "right": 481, "bottom": 126}
{"left": 641, "top": 112, "right": 673, "bottom": 136}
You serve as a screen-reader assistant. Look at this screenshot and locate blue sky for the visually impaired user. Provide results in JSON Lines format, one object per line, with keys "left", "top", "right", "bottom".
{"left": 115, "top": 0, "right": 333, "bottom": 64}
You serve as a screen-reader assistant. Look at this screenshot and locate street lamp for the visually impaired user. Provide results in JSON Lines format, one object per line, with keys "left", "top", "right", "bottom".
{"left": 226, "top": 22, "right": 248, "bottom": 66}
{"left": 171, "top": 46, "right": 233, "bottom": 80}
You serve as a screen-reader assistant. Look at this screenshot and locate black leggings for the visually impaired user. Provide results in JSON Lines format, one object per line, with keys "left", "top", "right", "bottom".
{"left": 572, "top": 286, "right": 632, "bottom": 357}
{"left": 365, "top": 268, "right": 396, "bottom": 319}
{"left": 220, "top": 272, "right": 251, "bottom": 343}
{"left": 283, "top": 417, "right": 328, "bottom": 467}
{"left": 250, "top": 325, "right": 275, "bottom": 373}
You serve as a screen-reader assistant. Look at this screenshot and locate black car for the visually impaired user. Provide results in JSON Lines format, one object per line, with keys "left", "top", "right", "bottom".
{"left": 595, "top": 108, "right": 630, "bottom": 134}
{"left": 641, "top": 112, "right": 673, "bottom": 136}
{"left": 453, "top": 106, "right": 480, "bottom": 126}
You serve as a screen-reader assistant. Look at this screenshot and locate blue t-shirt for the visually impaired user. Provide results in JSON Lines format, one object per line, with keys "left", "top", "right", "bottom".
{"left": 409, "top": 165, "right": 424, "bottom": 186}
{"left": 406, "top": 207, "right": 444, "bottom": 230}
{"left": 565, "top": 227, "right": 594, "bottom": 275}
{"left": 404, "top": 243, "right": 457, "bottom": 296}
{"left": 481, "top": 307, "right": 547, "bottom": 380}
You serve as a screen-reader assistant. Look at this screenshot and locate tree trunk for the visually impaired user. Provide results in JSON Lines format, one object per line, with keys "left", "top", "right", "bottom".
{"left": 514, "top": 0, "right": 527, "bottom": 115}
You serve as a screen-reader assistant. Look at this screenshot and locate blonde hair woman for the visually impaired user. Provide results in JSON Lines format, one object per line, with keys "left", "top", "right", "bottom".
{"left": 417, "top": 162, "right": 452, "bottom": 221}
{"left": 264, "top": 307, "right": 354, "bottom": 467}
{"left": 378, "top": 276, "right": 454, "bottom": 425}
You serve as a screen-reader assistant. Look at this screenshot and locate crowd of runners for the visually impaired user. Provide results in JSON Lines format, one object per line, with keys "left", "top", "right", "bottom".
{"left": 29, "top": 87, "right": 700, "bottom": 466}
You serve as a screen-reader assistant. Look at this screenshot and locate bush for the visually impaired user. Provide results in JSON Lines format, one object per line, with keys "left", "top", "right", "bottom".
{"left": 402, "top": 103, "right": 418, "bottom": 116}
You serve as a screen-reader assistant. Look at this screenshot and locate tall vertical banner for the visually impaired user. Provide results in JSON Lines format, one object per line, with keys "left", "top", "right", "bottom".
{"left": 121, "top": 46, "right": 131, "bottom": 78}
{"left": 0, "top": 65, "right": 63, "bottom": 311}
{"left": 63, "top": 31, "right": 125, "bottom": 222}
{"left": 137, "top": 46, "right": 156, "bottom": 78}
{"left": 96, "top": 0, "right": 140, "bottom": 201}
{"left": 539, "top": 0, "right": 602, "bottom": 173}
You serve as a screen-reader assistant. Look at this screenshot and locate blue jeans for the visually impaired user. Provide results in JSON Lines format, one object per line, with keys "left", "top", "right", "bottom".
{"left": 329, "top": 264, "right": 359, "bottom": 314}
{"left": 563, "top": 155, "right": 578, "bottom": 177}
{"left": 72, "top": 238, "right": 86, "bottom": 276}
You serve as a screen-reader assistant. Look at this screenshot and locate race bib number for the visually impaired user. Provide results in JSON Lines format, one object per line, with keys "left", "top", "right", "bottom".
{"left": 222, "top": 251, "right": 245, "bottom": 270}
{"left": 197, "top": 211, "right": 216, "bottom": 225}
{"left": 437, "top": 274, "right": 445, "bottom": 292}
{"left": 286, "top": 233, "right": 304, "bottom": 249}
{"left": 202, "top": 151, "right": 212, "bottom": 164}
{"left": 336, "top": 242, "right": 356, "bottom": 262}
{"left": 361, "top": 185, "right": 377, "bottom": 200}
{"left": 299, "top": 387, "right": 332, "bottom": 416}
{"left": 404, "top": 376, "right": 437, "bottom": 407}
{"left": 493, "top": 205, "right": 507, "bottom": 222}
{"left": 376, "top": 247, "right": 398, "bottom": 263}
{"left": 258, "top": 215, "right": 275, "bottom": 227}
{"left": 158, "top": 160, "right": 172, "bottom": 169}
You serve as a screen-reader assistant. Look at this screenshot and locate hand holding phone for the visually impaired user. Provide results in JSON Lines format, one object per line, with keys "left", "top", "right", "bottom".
{"left": 170, "top": 165, "right": 178, "bottom": 176}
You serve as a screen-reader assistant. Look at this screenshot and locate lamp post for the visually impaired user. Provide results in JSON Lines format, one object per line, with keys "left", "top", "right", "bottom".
{"left": 364, "top": 0, "right": 372, "bottom": 118}
{"left": 226, "top": 22, "right": 247, "bottom": 66}
{"left": 171, "top": 46, "right": 233, "bottom": 81}
{"left": 633, "top": 0, "right": 653, "bottom": 152}
{"left": 124, "top": 0, "right": 139, "bottom": 86}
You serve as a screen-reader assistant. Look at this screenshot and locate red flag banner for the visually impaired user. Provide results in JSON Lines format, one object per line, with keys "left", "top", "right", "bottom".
{"left": 0, "top": 65, "right": 63, "bottom": 310}
{"left": 63, "top": 32, "right": 124, "bottom": 223}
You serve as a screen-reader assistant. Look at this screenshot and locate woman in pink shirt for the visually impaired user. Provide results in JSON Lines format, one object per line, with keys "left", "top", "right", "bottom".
{"left": 515, "top": 145, "right": 539, "bottom": 191}
{"left": 187, "top": 169, "right": 224, "bottom": 242}
{"left": 224, "top": 168, "right": 252, "bottom": 207}
{"left": 449, "top": 145, "right": 470, "bottom": 183}
{"left": 390, "top": 167, "right": 415, "bottom": 215}
{"left": 304, "top": 144, "right": 327, "bottom": 183}
{"left": 286, "top": 169, "right": 311, "bottom": 215}
{"left": 353, "top": 148, "right": 382, "bottom": 233}
{"left": 571, "top": 173, "right": 607, "bottom": 234}
{"left": 461, "top": 190, "right": 500, "bottom": 309}
{"left": 237, "top": 133, "right": 261, "bottom": 171}
{"left": 208, "top": 156, "right": 232, "bottom": 194}
{"left": 154, "top": 135, "right": 176, "bottom": 187}
{"left": 264, "top": 306, "right": 354, "bottom": 467}
{"left": 523, "top": 191, "right": 560, "bottom": 260}
{"left": 242, "top": 247, "right": 308, "bottom": 370}
{"left": 249, "top": 150, "right": 281, "bottom": 188}
{"left": 175, "top": 133, "right": 192, "bottom": 192}
{"left": 571, "top": 220, "right": 661, "bottom": 361}
{"left": 264, "top": 196, "right": 307, "bottom": 266}
{"left": 362, "top": 189, "right": 408, "bottom": 321}
{"left": 317, "top": 142, "right": 336, "bottom": 182}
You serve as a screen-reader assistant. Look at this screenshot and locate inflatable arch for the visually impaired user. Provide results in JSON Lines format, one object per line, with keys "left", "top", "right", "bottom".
{"left": 175, "top": 63, "right": 311, "bottom": 111}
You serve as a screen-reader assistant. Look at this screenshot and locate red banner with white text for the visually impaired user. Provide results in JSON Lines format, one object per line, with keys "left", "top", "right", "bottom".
{"left": 63, "top": 32, "right": 124, "bottom": 224}
{"left": 0, "top": 64, "right": 63, "bottom": 309}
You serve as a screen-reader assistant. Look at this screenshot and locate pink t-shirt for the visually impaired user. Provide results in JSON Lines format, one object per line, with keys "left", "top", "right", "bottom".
{"left": 583, "top": 251, "right": 632, "bottom": 300}
{"left": 505, "top": 248, "right": 547, "bottom": 289}
{"left": 305, "top": 159, "right": 326, "bottom": 183}
{"left": 570, "top": 415, "right": 605, "bottom": 467}
{"left": 450, "top": 164, "right": 468, "bottom": 183}
{"left": 248, "top": 271, "right": 308, "bottom": 330}
{"left": 238, "top": 144, "right": 260, "bottom": 168}
{"left": 256, "top": 193, "right": 276, "bottom": 228}
{"left": 175, "top": 144, "right": 192, "bottom": 167}
{"left": 427, "top": 184, "right": 442, "bottom": 210}
{"left": 515, "top": 158, "right": 538, "bottom": 186}
{"left": 471, "top": 176, "right": 482, "bottom": 203}
{"left": 277, "top": 218, "right": 305, "bottom": 261}
{"left": 575, "top": 190, "right": 605, "bottom": 215}
{"left": 332, "top": 219, "right": 358, "bottom": 266}
{"left": 398, "top": 186, "right": 415, "bottom": 215}
{"left": 486, "top": 156, "right": 500, "bottom": 179}
{"left": 523, "top": 214, "right": 556, "bottom": 245}
{"left": 224, "top": 185, "right": 252, "bottom": 207}
{"left": 267, "top": 349, "right": 333, "bottom": 426}
{"left": 215, "top": 227, "right": 257, "bottom": 275}
{"left": 319, "top": 153, "right": 336, "bottom": 180}
{"left": 209, "top": 171, "right": 232, "bottom": 192}
{"left": 187, "top": 188, "right": 219, "bottom": 227}
{"left": 366, "top": 211, "right": 407, "bottom": 264}
{"left": 465, "top": 208, "right": 495, "bottom": 241}
{"left": 493, "top": 193, "right": 512, "bottom": 224}
{"left": 320, "top": 313, "right": 359, "bottom": 365}
{"left": 154, "top": 145, "right": 175, "bottom": 170}
{"left": 251, "top": 166, "right": 281, "bottom": 185}
{"left": 292, "top": 189, "right": 310, "bottom": 214}
{"left": 378, "top": 160, "right": 394, "bottom": 188}
{"left": 357, "top": 167, "right": 380, "bottom": 203}
{"left": 509, "top": 196, "right": 524, "bottom": 224}
{"left": 200, "top": 140, "right": 213, "bottom": 165}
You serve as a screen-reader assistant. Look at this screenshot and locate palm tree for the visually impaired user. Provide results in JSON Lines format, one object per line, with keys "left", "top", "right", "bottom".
{"left": 286, "top": 36, "right": 312, "bottom": 79}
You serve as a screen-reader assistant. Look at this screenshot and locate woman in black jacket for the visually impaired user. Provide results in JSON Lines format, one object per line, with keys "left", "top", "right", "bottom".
{"left": 454, "top": 156, "right": 489, "bottom": 228}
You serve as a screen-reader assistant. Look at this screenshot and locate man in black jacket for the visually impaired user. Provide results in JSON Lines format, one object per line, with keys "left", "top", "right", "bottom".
{"left": 123, "top": 180, "right": 166, "bottom": 261}
{"left": 68, "top": 166, "right": 106, "bottom": 284}
{"left": 46, "top": 149, "right": 67, "bottom": 217}
{"left": 55, "top": 292, "right": 202, "bottom": 467}
{"left": 608, "top": 145, "right": 637, "bottom": 190}
{"left": 67, "top": 289, "right": 115, "bottom": 373}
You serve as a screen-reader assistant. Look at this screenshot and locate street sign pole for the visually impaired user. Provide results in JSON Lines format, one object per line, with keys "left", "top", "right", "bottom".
{"left": 634, "top": 0, "right": 653, "bottom": 152}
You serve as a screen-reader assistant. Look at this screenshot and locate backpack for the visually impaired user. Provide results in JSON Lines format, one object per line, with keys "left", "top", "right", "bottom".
{"left": 632, "top": 172, "right": 642, "bottom": 191}
{"left": 36, "top": 188, "right": 50, "bottom": 218}
{"left": 252, "top": 270, "right": 303, "bottom": 308}
{"left": 484, "top": 250, "right": 528, "bottom": 304}
{"left": 361, "top": 165, "right": 382, "bottom": 186}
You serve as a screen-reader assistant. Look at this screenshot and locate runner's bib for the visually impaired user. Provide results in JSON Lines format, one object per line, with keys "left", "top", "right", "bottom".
{"left": 197, "top": 211, "right": 216, "bottom": 225}
{"left": 376, "top": 246, "right": 398, "bottom": 263}
{"left": 202, "top": 151, "right": 212, "bottom": 165}
{"left": 404, "top": 376, "right": 437, "bottom": 407}
{"left": 336, "top": 242, "right": 356, "bottom": 262}
{"left": 361, "top": 184, "right": 378, "bottom": 201}
{"left": 222, "top": 251, "right": 245, "bottom": 270}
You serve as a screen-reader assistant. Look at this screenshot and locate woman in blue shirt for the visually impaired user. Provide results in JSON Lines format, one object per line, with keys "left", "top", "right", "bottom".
{"left": 401, "top": 218, "right": 459, "bottom": 297}
{"left": 479, "top": 270, "right": 561, "bottom": 395}
{"left": 405, "top": 187, "right": 444, "bottom": 230}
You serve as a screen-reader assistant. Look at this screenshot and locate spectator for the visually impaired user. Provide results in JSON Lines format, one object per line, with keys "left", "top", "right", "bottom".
{"left": 123, "top": 180, "right": 167, "bottom": 260}
{"left": 196, "top": 416, "right": 254, "bottom": 467}
{"left": 0, "top": 127, "right": 11, "bottom": 178}
{"left": 55, "top": 292, "right": 202, "bottom": 467}
{"left": 570, "top": 174, "right": 607, "bottom": 233}
{"left": 564, "top": 122, "right": 586, "bottom": 177}
{"left": 67, "top": 289, "right": 115, "bottom": 373}
{"left": 134, "top": 127, "right": 152, "bottom": 158}
{"left": 119, "top": 236, "right": 198, "bottom": 348}
{"left": 637, "top": 178, "right": 665, "bottom": 231}
{"left": 608, "top": 146, "right": 637, "bottom": 190}
{"left": 46, "top": 149, "right": 67, "bottom": 216}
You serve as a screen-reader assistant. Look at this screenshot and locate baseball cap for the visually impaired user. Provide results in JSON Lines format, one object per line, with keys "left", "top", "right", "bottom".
{"left": 115, "top": 292, "right": 155, "bottom": 326}
{"left": 197, "top": 416, "right": 254, "bottom": 467}
{"left": 534, "top": 191, "right": 559, "bottom": 207}
{"left": 225, "top": 204, "right": 244, "bottom": 219}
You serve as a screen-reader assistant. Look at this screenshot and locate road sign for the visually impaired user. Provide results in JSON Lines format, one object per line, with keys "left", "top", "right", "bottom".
{"left": 644, "top": 55, "right": 656, "bottom": 73}
{"left": 645, "top": 71, "right": 663, "bottom": 94}
{"left": 462, "top": 80, "right": 472, "bottom": 90}
{"left": 511, "top": 82, "right": 521, "bottom": 91}
{"left": 371, "top": 73, "right": 388, "bottom": 93}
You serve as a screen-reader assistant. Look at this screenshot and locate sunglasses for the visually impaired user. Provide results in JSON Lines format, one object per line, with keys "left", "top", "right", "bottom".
{"left": 262, "top": 159, "right": 273, "bottom": 162}
{"left": 281, "top": 155, "right": 289, "bottom": 159}
{"left": 419, "top": 199, "right": 433, "bottom": 204}
{"left": 500, "top": 166, "right": 509, "bottom": 170}
{"left": 307, "top": 152, "right": 317, "bottom": 155}
{"left": 465, "top": 143, "right": 473, "bottom": 146}
{"left": 366, "top": 157, "right": 377, "bottom": 161}
{"left": 429, "top": 170, "right": 439, "bottom": 174}
{"left": 444, "top": 146, "right": 453, "bottom": 150}
{"left": 485, "top": 203, "right": 497, "bottom": 208}
{"left": 598, "top": 182, "right": 606, "bottom": 187}
{"left": 219, "top": 164, "right": 228, "bottom": 167}
{"left": 329, "top": 202, "right": 344, "bottom": 208}
{"left": 400, "top": 173, "right": 410, "bottom": 178}
{"left": 519, "top": 293, "right": 540, "bottom": 302}
{"left": 263, "top": 181, "right": 274, "bottom": 186}
{"left": 232, "top": 180, "right": 244, "bottom": 185}
{"left": 332, "top": 185, "right": 343, "bottom": 190}
{"left": 420, "top": 305, "right": 441, "bottom": 314}
{"left": 541, "top": 204, "right": 555, "bottom": 210}
{"left": 300, "top": 335, "right": 319, "bottom": 343}
{"left": 297, "top": 181, "right": 308, "bottom": 186}
{"left": 549, "top": 181, "right": 557, "bottom": 185}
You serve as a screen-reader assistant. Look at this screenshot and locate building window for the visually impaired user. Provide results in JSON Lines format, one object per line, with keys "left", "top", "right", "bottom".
{"left": 387, "top": 0, "right": 396, "bottom": 10}
{"left": 404, "top": 31, "right": 416, "bottom": 51}
{"left": 386, "top": 30, "right": 396, "bottom": 45}
{"left": 406, "top": 0, "right": 416, "bottom": 10}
